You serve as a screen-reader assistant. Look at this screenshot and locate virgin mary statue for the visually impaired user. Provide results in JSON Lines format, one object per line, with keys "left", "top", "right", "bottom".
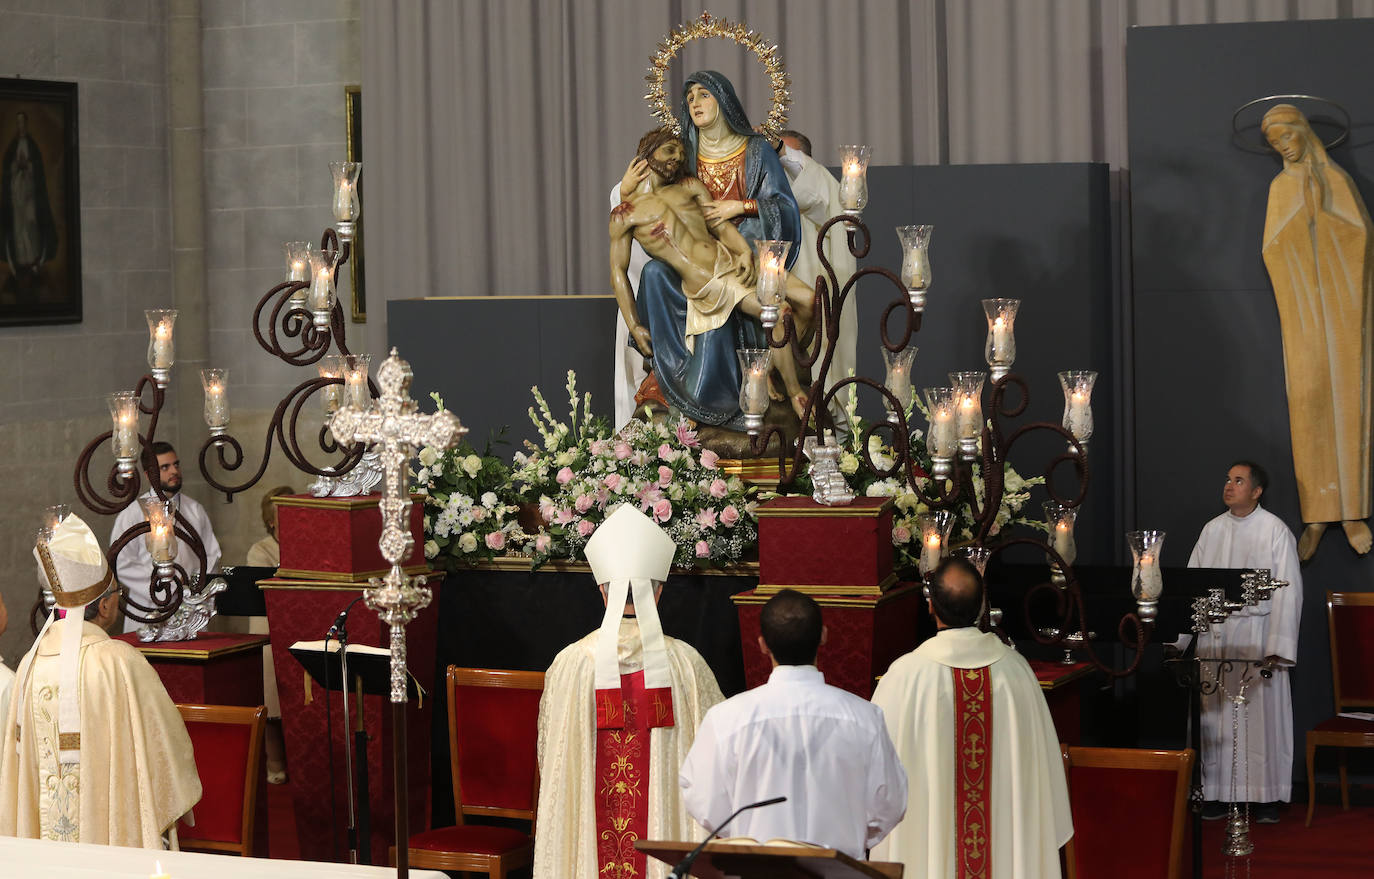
{"left": 1260, "top": 104, "right": 1374, "bottom": 557}
{"left": 628, "top": 70, "right": 801, "bottom": 432}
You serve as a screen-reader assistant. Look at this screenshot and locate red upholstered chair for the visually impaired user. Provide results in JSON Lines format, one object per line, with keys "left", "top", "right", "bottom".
{"left": 394, "top": 666, "right": 544, "bottom": 878}
{"left": 1306, "top": 591, "right": 1374, "bottom": 826}
{"left": 175, "top": 703, "right": 267, "bottom": 856}
{"left": 1061, "top": 746, "right": 1194, "bottom": 879}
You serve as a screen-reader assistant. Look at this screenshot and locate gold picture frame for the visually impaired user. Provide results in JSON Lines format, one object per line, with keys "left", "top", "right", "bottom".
{"left": 345, "top": 85, "right": 365, "bottom": 323}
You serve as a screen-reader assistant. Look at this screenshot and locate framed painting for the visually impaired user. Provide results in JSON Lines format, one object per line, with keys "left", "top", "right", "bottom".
{"left": 345, "top": 84, "right": 366, "bottom": 323}
{"left": 0, "top": 78, "right": 82, "bottom": 326}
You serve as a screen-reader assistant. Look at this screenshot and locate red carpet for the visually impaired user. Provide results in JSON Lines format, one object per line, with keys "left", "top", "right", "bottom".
{"left": 1200, "top": 804, "right": 1374, "bottom": 877}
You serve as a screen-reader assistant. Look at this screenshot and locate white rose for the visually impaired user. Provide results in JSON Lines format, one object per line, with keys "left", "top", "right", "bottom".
{"left": 481, "top": 491, "right": 498, "bottom": 508}
{"left": 554, "top": 450, "right": 575, "bottom": 467}
{"left": 418, "top": 447, "right": 440, "bottom": 468}
{"left": 423, "top": 539, "right": 439, "bottom": 559}
{"left": 462, "top": 454, "right": 482, "bottom": 478}
{"left": 458, "top": 532, "right": 478, "bottom": 553}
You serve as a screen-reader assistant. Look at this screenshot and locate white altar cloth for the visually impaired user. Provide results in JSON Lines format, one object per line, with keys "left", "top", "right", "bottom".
{"left": 0, "top": 837, "right": 447, "bottom": 878}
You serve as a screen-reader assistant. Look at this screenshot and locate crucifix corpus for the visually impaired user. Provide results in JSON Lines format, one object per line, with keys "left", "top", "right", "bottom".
{"left": 329, "top": 347, "right": 467, "bottom": 877}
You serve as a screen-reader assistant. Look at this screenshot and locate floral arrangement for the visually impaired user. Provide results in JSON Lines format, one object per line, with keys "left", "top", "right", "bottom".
{"left": 413, "top": 393, "right": 524, "bottom": 572}
{"left": 512, "top": 371, "right": 758, "bottom": 569}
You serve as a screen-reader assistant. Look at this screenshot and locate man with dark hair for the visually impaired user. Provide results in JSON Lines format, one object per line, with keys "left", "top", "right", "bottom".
{"left": 679, "top": 589, "right": 906, "bottom": 857}
{"left": 871, "top": 559, "right": 1072, "bottom": 878}
{"left": 1188, "top": 460, "right": 1302, "bottom": 823}
{"left": 109, "top": 442, "right": 221, "bottom": 633}
{"left": 777, "top": 129, "right": 812, "bottom": 156}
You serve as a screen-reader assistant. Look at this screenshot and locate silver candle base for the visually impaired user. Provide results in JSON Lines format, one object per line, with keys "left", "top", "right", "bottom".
{"left": 958, "top": 436, "right": 978, "bottom": 460}
{"left": 1136, "top": 599, "right": 1159, "bottom": 623}
{"left": 1067, "top": 439, "right": 1089, "bottom": 455}
{"left": 929, "top": 455, "right": 953, "bottom": 479}
{"left": 759, "top": 303, "right": 779, "bottom": 331}
{"left": 151, "top": 366, "right": 170, "bottom": 388}
{"left": 312, "top": 309, "right": 332, "bottom": 328}
{"left": 335, "top": 219, "right": 355, "bottom": 243}
{"left": 989, "top": 364, "right": 1011, "bottom": 382}
{"left": 116, "top": 457, "right": 136, "bottom": 477}
{"left": 742, "top": 412, "right": 764, "bottom": 436}
{"left": 207, "top": 425, "right": 227, "bottom": 437}
{"left": 907, "top": 288, "right": 927, "bottom": 313}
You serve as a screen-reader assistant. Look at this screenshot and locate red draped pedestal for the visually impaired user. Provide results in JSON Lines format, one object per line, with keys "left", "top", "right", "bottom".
{"left": 275, "top": 493, "right": 428, "bottom": 582}
{"left": 113, "top": 631, "right": 268, "bottom": 706}
{"left": 1029, "top": 660, "right": 1092, "bottom": 745}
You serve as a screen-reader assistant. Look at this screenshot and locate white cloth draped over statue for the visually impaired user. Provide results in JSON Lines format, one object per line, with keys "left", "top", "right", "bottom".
{"left": 0, "top": 619, "right": 201, "bottom": 848}
{"left": 533, "top": 618, "right": 722, "bottom": 879}
{"left": 870, "top": 627, "right": 1072, "bottom": 879}
{"left": 1188, "top": 505, "right": 1304, "bottom": 802}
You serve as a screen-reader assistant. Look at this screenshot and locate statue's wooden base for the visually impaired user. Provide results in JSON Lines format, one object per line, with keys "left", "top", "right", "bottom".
{"left": 637, "top": 839, "right": 903, "bottom": 878}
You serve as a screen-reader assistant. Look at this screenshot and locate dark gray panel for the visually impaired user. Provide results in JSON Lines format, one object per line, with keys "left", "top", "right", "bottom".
{"left": 387, "top": 296, "right": 620, "bottom": 451}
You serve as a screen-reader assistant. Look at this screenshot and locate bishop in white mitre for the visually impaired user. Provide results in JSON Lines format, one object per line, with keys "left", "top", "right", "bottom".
{"left": 533, "top": 505, "right": 723, "bottom": 879}
{"left": 1189, "top": 461, "right": 1303, "bottom": 811}
{"left": 0, "top": 514, "right": 201, "bottom": 849}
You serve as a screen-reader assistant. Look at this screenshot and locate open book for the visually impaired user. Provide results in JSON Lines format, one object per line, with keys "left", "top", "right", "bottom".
{"left": 289, "top": 639, "right": 424, "bottom": 704}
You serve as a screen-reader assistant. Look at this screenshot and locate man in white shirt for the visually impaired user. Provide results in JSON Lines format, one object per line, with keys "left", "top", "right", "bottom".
{"left": 110, "top": 442, "right": 221, "bottom": 633}
{"left": 1188, "top": 460, "right": 1303, "bottom": 824}
{"left": 679, "top": 589, "right": 907, "bottom": 858}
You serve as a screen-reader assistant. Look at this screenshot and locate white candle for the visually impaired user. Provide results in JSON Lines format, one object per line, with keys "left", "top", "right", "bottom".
{"left": 1053, "top": 520, "right": 1076, "bottom": 566}
{"left": 839, "top": 162, "right": 865, "bottom": 209}
{"left": 1066, "top": 390, "right": 1092, "bottom": 439}
{"left": 902, "top": 247, "right": 930, "bottom": 290}
{"left": 931, "top": 408, "right": 956, "bottom": 457}
{"left": 289, "top": 258, "right": 307, "bottom": 283}
{"left": 1138, "top": 552, "right": 1163, "bottom": 600}
{"left": 345, "top": 369, "right": 368, "bottom": 409}
{"left": 921, "top": 532, "right": 942, "bottom": 573}
{"left": 889, "top": 372, "right": 911, "bottom": 411}
{"left": 310, "top": 266, "right": 333, "bottom": 312}
{"left": 956, "top": 393, "right": 980, "bottom": 439}
{"left": 204, "top": 382, "right": 227, "bottom": 427}
{"left": 991, "top": 316, "right": 1011, "bottom": 358}
{"left": 150, "top": 859, "right": 171, "bottom": 879}
{"left": 741, "top": 366, "right": 769, "bottom": 414}
{"left": 148, "top": 521, "right": 174, "bottom": 563}
{"left": 115, "top": 413, "right": 137, "bottom": 458}
{"left": 333, "top": 180, "right": 356, "bottom": 220}
{"left": 152, "top": 321, "right": 173, "bottom": 368}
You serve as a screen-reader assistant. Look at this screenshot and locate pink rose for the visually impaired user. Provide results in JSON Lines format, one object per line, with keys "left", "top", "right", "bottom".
{"left": 604, "top": 473, "right": 621, "bottom": 491}
{"left": 577, "top": 519, "right": 595, "bottom": 537}
{"left": 720, "top": 505, "right": 740, "bottom": 527}
{"left": 555, "top": 508, "right": 575, "bottom": 526}
{"left": 534, "top": 534, "right": 551, "bottom": 553}
{"left": 658, "top": 465, "right": 674, "bottom": 487}
{"left": 695, "top": 508, "right": 718, "bottom": 529}
{"left": 652, "top": 498, "right": 673, "bottom": 522}
{"left": 676, "top": 422, "right": 700, "bottom": 448}
{"left": 892, "top": 525, "right": 911, "bottom": 545}
{"left": 695, "top": 540, "right": 710, "bottom": 558}
{"left": 484, "top": 531, "right": 506, "bottom": 550}
{"left": 590, "top": 439, "right": 609, "bottom": 456}
{"left": 538, "top": 498, "right": 557, "bottom": 522}
{"left": 614, "top": 442, "right": 632, "bottom": 460}
{"left": 556, "top": 466, "right": 574, "bottom": 485}
{"left": 709, "top": 478, "right": 729, "bottom": 499}
{"left": 658, "top": 443, "right": 674, "bottom": 461}
{"left": 575, "top": 494, "right": 594, "bottom": 514}
{"left": 700, "top": 448, "right": 719, "bottom": 470}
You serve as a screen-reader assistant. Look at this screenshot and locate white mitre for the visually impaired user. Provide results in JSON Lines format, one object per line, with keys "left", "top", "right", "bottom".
{"left": 23, "top": 513, "right": 115, "bottom": 764}
{"left": 584, "top": 504, "right": 677, "bottom": 728}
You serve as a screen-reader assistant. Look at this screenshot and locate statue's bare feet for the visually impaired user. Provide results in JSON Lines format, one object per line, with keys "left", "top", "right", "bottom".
{"left": 791, "top": 392, "right": 809, "bottom": 421}
{"left": 1342, "top": 520, "right": 1372, "bottom": 555}
{"left": 1298, "top": 522, "right": 1328, "bottom": 561}
{"left": 767, "top": 372, "right": 784, "bottom": 402}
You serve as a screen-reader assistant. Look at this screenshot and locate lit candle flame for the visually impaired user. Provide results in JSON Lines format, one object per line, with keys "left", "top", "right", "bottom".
{"left": 155, "top": 322, "right": 170, "bottom": 340}
{"left": 926, "top": 534, "right": 941, "bottom": 548}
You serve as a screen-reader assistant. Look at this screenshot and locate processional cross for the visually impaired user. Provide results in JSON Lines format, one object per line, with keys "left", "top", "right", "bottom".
{"left": 329, "top": 347, "right": 466, "bottom": 876}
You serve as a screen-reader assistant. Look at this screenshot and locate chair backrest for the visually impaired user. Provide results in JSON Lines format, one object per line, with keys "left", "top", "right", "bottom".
{"left": 175, "top": 703, "right": 267, "bottom": 856}
{"left": 1061, "top": 746, "right": 1194, "bottom": 879}
{"left": 447, "top": 666, "right": 544, "bottom": 823}
{"left": 1328, "top": 591, "right": 1374, "bottom": 711}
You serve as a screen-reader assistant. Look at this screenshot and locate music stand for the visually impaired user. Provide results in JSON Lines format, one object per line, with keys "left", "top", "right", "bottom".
{"left": 637, "top": 840, "right": 903, "bottom": 879}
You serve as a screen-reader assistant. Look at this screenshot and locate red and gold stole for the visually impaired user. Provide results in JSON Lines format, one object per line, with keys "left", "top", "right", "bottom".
{"left": 695, "top": 143, "right": 748, "bottom": 211}
{"left": 594, "top": 669, "right": 675, "bottom": 879}
{"left": 953, "top": 666, "right": 992, "bottom": 878}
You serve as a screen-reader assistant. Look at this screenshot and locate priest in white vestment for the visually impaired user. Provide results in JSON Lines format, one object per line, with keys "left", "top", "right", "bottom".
{"left": 680, "top": 588, "right": 906, "bottom": 857}
{"left": 534, "top": 505, "right": 724, "bottom": 879}
{"left": 1188, "top": 460, "right": 1303, "bottom": 822}
{"left": 0, "top": 514, "right": 201, "bottom": 849}
{"left": 871, "top": 557, "right": 1072, "bottom": 878}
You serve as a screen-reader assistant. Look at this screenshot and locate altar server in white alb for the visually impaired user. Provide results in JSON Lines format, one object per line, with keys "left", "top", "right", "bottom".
{"left": 871, "top": 557, "right": 1072, "bottom": 878}
{"left": 1189, "top": 460, "right": 1303, "bottom": 823}
{"left": 680, "top": 588, "right": 906, "bottom": 856}
{"left": 534, "top": 505, "right": 724, "bottom": 879}
{"left": 0, "top": 514, "right": 201, "bottom": 848}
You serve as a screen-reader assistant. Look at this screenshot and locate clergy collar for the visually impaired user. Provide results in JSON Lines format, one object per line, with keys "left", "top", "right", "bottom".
{"left": 1226, "top": 504, "right": 1264, "bottom": 522}
{"left": 914, "top": 627, "right": 1008, "bottom": 669}
{"left": 768, "top": 664, "right": 823, "bottom": 685}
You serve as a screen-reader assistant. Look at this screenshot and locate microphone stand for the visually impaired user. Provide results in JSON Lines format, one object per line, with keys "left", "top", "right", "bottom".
{"left": 668, "top": 795, "right": 787, "bottom": 879}
{"left": 329, "top": 597, "right": 363, "bottom": 863}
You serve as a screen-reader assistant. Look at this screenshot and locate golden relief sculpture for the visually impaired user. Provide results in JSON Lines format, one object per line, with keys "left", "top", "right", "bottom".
{"left": 1260, "top": 104, "right": 1374, "bottom": 559}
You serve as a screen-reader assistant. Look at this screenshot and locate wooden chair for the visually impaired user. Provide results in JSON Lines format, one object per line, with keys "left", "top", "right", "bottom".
{"left": 394, "top": 666, "right": 544, "bottom": 878}
{"left": 1305, "top": 591, "right": 1374, "bottom": 826}
{"left": 1061, "top": 746, "right": 1194, "bottom": 879}
{"left": 175, "top": 703, "right": 267, "bottom": 856}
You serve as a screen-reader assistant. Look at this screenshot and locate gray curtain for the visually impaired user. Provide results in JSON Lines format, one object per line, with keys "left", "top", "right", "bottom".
{"left": 362, "top": 0, "right": 1374, "bottom": 308}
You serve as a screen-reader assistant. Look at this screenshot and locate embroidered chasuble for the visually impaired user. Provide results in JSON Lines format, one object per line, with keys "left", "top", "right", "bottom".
{"left": 872, "top": 628, "right": 1071, "bottom": 879}
{"left": 534, "top": 619, "right": 723, "bottom": 879}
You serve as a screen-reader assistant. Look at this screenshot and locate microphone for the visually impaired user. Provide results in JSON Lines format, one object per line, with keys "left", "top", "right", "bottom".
{"left": 668, "top": 795, "right": 786, "bottom": 879}
{"left": 327, "top": 595, "right": 365, "bottom": 640}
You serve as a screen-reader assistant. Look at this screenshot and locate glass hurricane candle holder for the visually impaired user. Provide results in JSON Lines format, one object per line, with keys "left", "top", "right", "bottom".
{"left": 329, "top": 161, "right": 362, "bottom": 239}
{"left": 1043, "top": 501, "right": 1079, "bottom": 584}
{"left": 737, "top": 348, "right": 772, "bottom": 436}
{"left": 837, "top": 145, "right": 871, "bottom": 214}
{"left": 753, "top": 239, "right": 791, "bottom": 329}
{"left": 144, "top": 309, "right": 178, "bottom": 387}
{"left": 318, "top": 355, "right": 345, "bottom": 416}
{"left": 200, "top": 368, "right": 229, "bottom": 435}
{"left": 342, "top": 354, "right": 372, "bottom": 410}
{"left": 896, "top": 224, "right": 933, "bottom": 311}
{"left": 959, "top": 544, "right": 992, "bottom": 577}
{"left": 917, "top": 510, "right": 954, "bottom": 579}
{"left": 307, "top": 247, "right": 337, "bottom": 327}
{"left": 949, "top": 371, "right": 985, "bottom": 459}
{"left": 981, "top": 298, "right": 1020, "bottom": 381}
{"left": 924, "top": 387, "right": 957, "bottom": 478}
{"left": 1058, "top": 370, "right": 1097, "bottom": 453}
{"left": 107, "top": 391, "right": 140, "bottom": 475}
{"left": 882, "top": 347, "right": 917, "bottom": 426}
{"left": 41, "top": 504, "right": 70, "bottom": 539}
{"left": 138, "top": 495, "right": 178, "bottom": 567}
{"left": 285, "top": 240, "right": 314, "bottom": 299}
{"left": 1128, "top": 530, "right": 1166, "bottom": 622}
